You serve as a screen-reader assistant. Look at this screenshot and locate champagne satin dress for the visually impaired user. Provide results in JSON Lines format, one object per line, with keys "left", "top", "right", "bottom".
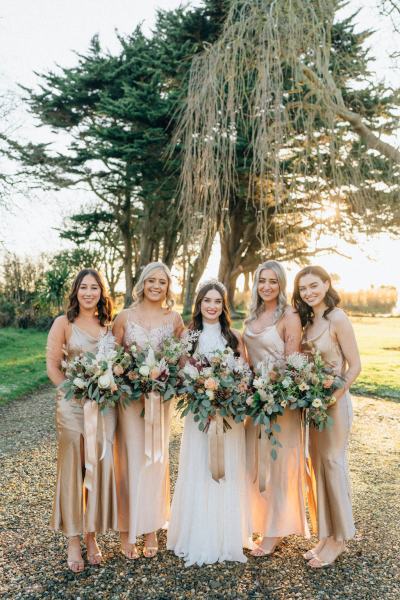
{"left": 302, "top": 322, "right": 355, "bottom": 541}
{"left": 115, "top": 313, "right": 182, "bottom": 544}
{"left": 49, "top": 324, "right": 118, "bottom": 536}
{"left": 243, "top": 324, "right": 309, "bottom": 537}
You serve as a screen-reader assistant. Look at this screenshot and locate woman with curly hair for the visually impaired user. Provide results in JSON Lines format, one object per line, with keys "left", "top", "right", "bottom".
{"left": 46, "top": 268, "right": 117, "bottom": 572}
{"left": 293, "top": 265, "right": 361, "bottom": 568}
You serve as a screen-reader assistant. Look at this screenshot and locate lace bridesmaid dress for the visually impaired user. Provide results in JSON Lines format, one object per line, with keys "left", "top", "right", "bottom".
{"left": 48, "top": 323, "right": 118, "bottom": 535}
{"left": 115, "top": 314, "right": 180, "bottom": 544}
{"left": 243, "top": 324, "right": 309, "bottom": 538}
{"left": 167, "top": 322, "right": 254, "bottom": 566}
{"left": 302, "top": 318, "right": 355, "bottom": 541}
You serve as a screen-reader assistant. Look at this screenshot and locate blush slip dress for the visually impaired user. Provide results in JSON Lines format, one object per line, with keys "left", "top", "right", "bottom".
{"left": 302, "top": 316, "right": 355, "bottom": 541}
{"left": 49, "top": 324, "right": 118, "bottom": 536}
{"left": 243, "top": 323, "right": 309, "bottom": 538}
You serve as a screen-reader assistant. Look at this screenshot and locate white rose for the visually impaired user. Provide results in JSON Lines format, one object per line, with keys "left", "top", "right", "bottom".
{"left": 253, "top": 377, "right": 264, "bottom": 389}
{"left": 281, "top": 399, "right": 288, "bottom": 408}
{"left": 246, "top": 396, "right": 253, "bottom": 406}
{"left": 312, "top": 398, "right": 322, "bottom": 408}
{"left": 183, "top": 364, "right": 199, "bottom": 379}
{"left": 73, "top": 377, "right": 86, "bottom": 390}
{"left": 205, "top": 390, "right": 214, "bottom": 400}
{"left": 139, "top": 365, "right": 150, "bottom": 377}
{"left": 98, "top": 373, "right": 112, "bottom": 389}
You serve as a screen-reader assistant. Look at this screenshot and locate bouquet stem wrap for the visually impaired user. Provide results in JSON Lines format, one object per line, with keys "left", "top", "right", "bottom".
{"left": 144, "top": 391, "right": 164, "bottom": 465}
{"left": 208, "top": 414, "right": 225, "bottom": 483}
{"left": 83, "top": 400, "right": 106, "bottom": 491}
{"left": 258, "top": 427, "right": 270, "bottom": 494}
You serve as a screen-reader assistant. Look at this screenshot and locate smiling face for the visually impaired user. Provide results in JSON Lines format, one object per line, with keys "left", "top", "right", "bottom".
{"left": 258, "top": 268, "right": 280, "bottom": 304}
{"left": 200, "top": 288, "right": 223, "bottom": 324}
{"left": 77, "top": 274, "right": 101, "bottom": 312}
{"left": 143, "top": 268, "right": 169, "bottom": 303}
{"left": 298, "top": 273, "right": 329, "bottom": 308}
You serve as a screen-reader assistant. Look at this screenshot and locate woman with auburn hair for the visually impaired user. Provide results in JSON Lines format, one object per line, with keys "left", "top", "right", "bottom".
{"left": 292, "top": 265, "right": 361, "bottom": 568}
{"left": 167, "top": 280, "right": 254, "bottom": 566}
{"left": 113, "top": 262, "right": 184, "bottom": 560}
{"left": 46, "top": 269, "right": 117, "bottom": 572}
{"left": 243, "top": 260, "right": 309, "bottom": 557}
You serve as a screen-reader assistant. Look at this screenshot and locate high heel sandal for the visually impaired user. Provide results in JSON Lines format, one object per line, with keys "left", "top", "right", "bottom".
{"left": 85, "top": 535, "right": 102, "bottom": 566}
{"left": 143, "top": 534, "right": 158, "bottom": 558}
{"left": 250, "top": 538, "right": 280, "bottom": 557}
{"left": 121, "top": 544, "right": 140, "bottom": 560}
{"left": 67, "top": 538, "right": 85, "bottom": 573}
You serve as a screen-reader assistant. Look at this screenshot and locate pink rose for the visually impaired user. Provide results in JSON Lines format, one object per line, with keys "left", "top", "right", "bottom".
{"left": 150, "top": 366, "right": 161, "bottom": 380}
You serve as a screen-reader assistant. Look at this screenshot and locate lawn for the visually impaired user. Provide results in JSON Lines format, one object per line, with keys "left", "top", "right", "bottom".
{"left": 0, "top": 316, "right": 399, "bottom": 405}
{"left": 0, "top": 327, "right": 49, "bottom": 406}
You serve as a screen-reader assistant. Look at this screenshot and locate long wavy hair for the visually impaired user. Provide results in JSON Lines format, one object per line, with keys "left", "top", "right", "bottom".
{"left": 66, "top": 269, "right": 113, "bottom": 326}
{"left": 292, "top": 265, "right": 341, "bottom": 326}
{"left": 132, "top": 262, "right": 174, "bottom": 309}
{"left": 189, "top": 281, "right": 238, "bottom": 353}
{"left": 246, "top": 260, "right": 288, "bottom": 324}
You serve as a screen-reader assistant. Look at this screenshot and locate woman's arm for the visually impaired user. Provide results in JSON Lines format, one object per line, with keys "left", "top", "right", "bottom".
{"left": 233, "top": 329, "right": 248, "bottom": 361}
{"left": 112, "top": 311, "right": 126, "bottom": 346}
{"left": 282, "top": 309, "right": 302, "bottom": 356}
{"left": 46, "top": 316, "right": 68, "bottom": 386}
{"left": 331, "top": 311, "right": 361, "bottom": 400}
{"left": 173, "top": 312, "right": 185, "bottom": 338}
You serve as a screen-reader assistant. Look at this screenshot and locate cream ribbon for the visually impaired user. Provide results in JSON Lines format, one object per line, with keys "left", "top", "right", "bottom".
{"left": 208, "top": 413, "right": 225, "bottom": 483}
{"left": 144, "top": 391, "right": 165, "bottom": 466}
{"left": 303, "top": 408, "right": 311, "bottom": 479}
{"left": 258, "top": 427, "right": 270, "bottom": 494}
{"left": 83, "top": 400, "right": 107, "bottom": 492}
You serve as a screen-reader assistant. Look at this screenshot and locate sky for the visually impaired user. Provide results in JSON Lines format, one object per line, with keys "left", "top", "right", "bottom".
{"left": 0, "top": 0, "right": 399, "bottom": 299}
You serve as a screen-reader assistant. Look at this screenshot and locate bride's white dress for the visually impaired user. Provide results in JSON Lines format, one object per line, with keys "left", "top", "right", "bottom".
{"left": 167, "top": 321, "right": 254, "bottom": 566}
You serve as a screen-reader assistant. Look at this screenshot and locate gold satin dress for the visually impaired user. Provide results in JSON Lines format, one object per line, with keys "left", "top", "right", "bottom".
{"left": 115, "top": 319, "right": 175, "bottom": 544}
{"left": 50, "top": 324, "right": 118, "bottom": 536}
{"left": 243, "top": 324, "right": 309, "bottom": 537}
{"left": 303, "top": 322, "right": 355, "bottom": 541}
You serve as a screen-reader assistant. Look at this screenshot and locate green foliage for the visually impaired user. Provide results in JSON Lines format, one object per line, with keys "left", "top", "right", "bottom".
{"left": 0, "top": 328, "right": 48, "bottom": 405}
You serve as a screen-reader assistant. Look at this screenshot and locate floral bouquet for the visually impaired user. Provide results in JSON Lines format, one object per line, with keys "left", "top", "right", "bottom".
{"left": 61, "top": 334, "right": 133, "bottom": 410}
{"left": 291, "top": 349, "right": 345, "bottom": 430}
{"left": 126, "top": 330, "right": 199, "bottom": 402}
{"left": 176, "top": 347, "right": 252, "bottom": 432}
{"left": 245, "top": 356, "right": 287, "bottom": 459}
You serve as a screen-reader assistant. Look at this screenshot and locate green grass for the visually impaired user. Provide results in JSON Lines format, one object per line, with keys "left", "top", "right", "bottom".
{"left": 0, "top": 327, "right": 49, "bottom": 405}
{"left": 351, "top": 317, "right": 400, "bottom": 401}
{"left": 0, "top": 316, "right": 399, "bottom": 404}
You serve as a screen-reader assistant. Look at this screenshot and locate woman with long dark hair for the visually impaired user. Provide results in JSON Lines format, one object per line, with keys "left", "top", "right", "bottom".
{"left": 243, "top": 260, "right": 309, "bottom": 556}
{"left": 292, "top": 265, "right": 361, "bottom": 568}
{"left": 46, "top": 269, "right": 117, "bottom": 572}
{"left": 167, "top": 280, "right": 254, "bottom": 566}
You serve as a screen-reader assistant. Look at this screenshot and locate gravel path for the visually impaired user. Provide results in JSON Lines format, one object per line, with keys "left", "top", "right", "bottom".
{"left": 0, "top": 389, "right": 399, "bottom": 599}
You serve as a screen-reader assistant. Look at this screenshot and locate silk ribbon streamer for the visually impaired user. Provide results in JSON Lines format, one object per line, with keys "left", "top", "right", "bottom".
{"left": 144, "top": 391, "right": 164, "bottom": 466}
{"left": 303, "top": 408, "right": 311, "bottom": 478}
{"left": 83, "top": 401, "right": 107, "bottom": 491}
{"left": 258, "top": 427, "right": 270, "bottom": 494}
{"left": 208, "top": 414, "right": 225, "bottom": 483}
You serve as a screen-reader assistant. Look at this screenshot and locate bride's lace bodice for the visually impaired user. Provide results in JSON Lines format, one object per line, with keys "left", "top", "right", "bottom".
{"left": 197, "top": 322, "right": 227, "bottom": 358}
{"left": 124, "top": 319, "right": 174, "bottom": 351}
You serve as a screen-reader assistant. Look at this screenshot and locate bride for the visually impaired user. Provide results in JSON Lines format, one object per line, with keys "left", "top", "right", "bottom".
{"left": 167, "top": 280, "right": 254, "bottom": 566}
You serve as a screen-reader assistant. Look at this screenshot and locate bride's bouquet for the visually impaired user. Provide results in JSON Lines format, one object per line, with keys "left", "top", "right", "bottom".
{"left": 176, "top": 347, "right": 252, "bottom": 432}
{"left": 61, "top": 334, "right": 133, "bottom": 410}
{"left": 126, "top": 331, "right": 199, "bottom": 402}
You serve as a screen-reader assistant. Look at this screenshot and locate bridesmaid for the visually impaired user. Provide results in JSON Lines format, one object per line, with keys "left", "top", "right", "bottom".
{"left": 113, "top": 261, "right": 184, "bottom": 559}
{"left": 243, "top": 260, "right": 309, "bottom": 556}
{"left": 46, "top": 269, "right": 117, "bottom": 572}
{"left": 292, "top": 266, "right": 361, "bottom": 568}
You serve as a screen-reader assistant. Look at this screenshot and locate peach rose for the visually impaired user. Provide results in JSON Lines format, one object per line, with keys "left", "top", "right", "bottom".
{"left": 204, "top": 377, "right": 218, "bottom": 391}
{"left": 113, "top": 364, "right": 124, "bottom": 376}
{"left": 323, "top": 377, "right": 334, "bottom": 389}
{"left": 150, "top": 366, "right": 161, "bottom": 380}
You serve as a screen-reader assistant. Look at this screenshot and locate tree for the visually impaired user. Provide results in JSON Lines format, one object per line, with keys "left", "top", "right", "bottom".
{"left": 176, "top": 0, "right": 400, "bottom": 260}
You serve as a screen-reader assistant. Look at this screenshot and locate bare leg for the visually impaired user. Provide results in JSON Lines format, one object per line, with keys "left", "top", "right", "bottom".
{"left": 251, "top": 536, "right": 282, "bottom": 557}
{"left": 303, "top": 538, "right": 327, "bottom": 560}
{"left": 85, "top": 532, "right": 102, "bottom": 565}
{"left": 120, "top": 532, "right": 139, "bottom": 559}
{"left": 308, "top": 537, "right": 345, "bottom": 568}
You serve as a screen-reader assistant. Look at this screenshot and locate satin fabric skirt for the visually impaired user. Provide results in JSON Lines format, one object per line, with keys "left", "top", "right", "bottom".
{"left": 307, "top": 392, "right": 355, "bottom": 541}
{"left": 245, "top": 409, "right": 309, "bottom": 538}
{"left": 167, "top": 415, "right": 254, "bottom": 567}
{"left": 115, "top": 399, "right": 172, "bottom": 544}
{"left": 51, "top": 394, "right": 118, "bottom": 536}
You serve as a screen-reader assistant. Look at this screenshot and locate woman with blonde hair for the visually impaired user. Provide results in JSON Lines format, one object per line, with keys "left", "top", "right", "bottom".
{"left": 293, "top": 265, "right": 361, "bottom": 568}
{"left": 113, "top": 262, "right": 184, "bottom": 559}
{"left": 243, "top": 260, "right": 309, "bottom": 556}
